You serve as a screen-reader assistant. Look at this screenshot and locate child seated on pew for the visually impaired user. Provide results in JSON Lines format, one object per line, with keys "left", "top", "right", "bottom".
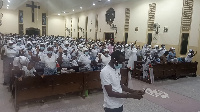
{"left": 18, "top": 61, "right": 37, "bottom": 81}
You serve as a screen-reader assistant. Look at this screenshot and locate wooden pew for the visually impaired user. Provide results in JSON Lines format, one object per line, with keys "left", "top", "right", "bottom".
{"left": 121, "top": 68, "right": 129, "bottom": 86}
{"left": 132, "top": 61, "right": 143, "bottom": 79}
{"left": 51, "top": 73, "right": 84, "bottom": 96}
{"left": 163, "top": 63, "right": 176, "bottom": 78}
{"left": 153, "top": 64, "right": 164, "bottom": 79}
{"left": 84, "top": 71, "right": 102, "bottom": 91}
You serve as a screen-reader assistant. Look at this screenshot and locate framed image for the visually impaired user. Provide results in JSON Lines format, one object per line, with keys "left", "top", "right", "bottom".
{"left": 135, "top": 27, "right": 139, "bottom": 31}
{"left": 42, "top": 13, "right": 46, "bottom": 25}
{"left": 19, "top": 10, "right": 23, "bottom": 23}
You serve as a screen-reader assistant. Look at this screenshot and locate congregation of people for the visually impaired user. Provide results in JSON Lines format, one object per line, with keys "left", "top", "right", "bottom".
{"left": 0, "top": 33, "right": 197, "bottom": 85}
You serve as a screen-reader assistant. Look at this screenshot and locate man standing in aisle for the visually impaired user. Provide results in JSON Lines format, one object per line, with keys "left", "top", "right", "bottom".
{"left": 100, "top": 50, "right": 145, "bottom": 112}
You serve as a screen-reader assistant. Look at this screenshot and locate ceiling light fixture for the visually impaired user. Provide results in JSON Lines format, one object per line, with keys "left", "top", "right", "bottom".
{"left": 58, "top": 14, "right": 60, "bottom": 15}
{"left": 7, "top": 7, "right": 8, "bottom": 9}
{"left": 63, "top": 12, "right": 66, "bottom": 13}
{"left": 93, "top": 3, "right": 95, "bottom": 6}
{"left": 73, "top": 9, "right": 74, "bottom": 11}
{"left": 108, "top": 0, "right": 110, "bottom": 1}
{"left": 7, "top": 5, "right": 9, "bottom": 6}
{"left": 80, "top": 7, "right": 82, "bottom": 9}
{"left": 8, "top": 0, "right": 10, "bottom": 3}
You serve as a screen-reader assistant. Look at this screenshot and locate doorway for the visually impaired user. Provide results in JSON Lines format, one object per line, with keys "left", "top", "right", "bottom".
{"left": 147, "top": 33, "right": 152, "bottom": 45}
{"left": 125, "top": 33, "right": 128, "bottom": 44}
{"left": 180, "top": 33, "right": 189, "bottom": 55}
{"left": 105, "top": 32, "right": 114, "bottom": 43}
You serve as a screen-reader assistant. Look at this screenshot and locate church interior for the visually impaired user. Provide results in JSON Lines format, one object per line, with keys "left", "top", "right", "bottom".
{"left": 0, "top": 0, "right": 200, "bottom": 112}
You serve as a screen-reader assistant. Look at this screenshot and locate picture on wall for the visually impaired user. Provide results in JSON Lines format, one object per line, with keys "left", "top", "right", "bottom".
{"left": 135, "top": 27, "right": 139, "bottom": 31}
{"left": 19, "top": 10, "right": 23, "bottom": 23}
{"left": 42, "top": 13, "right": 46, "bottom": 25}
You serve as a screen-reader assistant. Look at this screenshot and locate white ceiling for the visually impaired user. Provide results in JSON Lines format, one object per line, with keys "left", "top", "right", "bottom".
{"left": 2, "top": 0, "right": 130, "bottom": 15}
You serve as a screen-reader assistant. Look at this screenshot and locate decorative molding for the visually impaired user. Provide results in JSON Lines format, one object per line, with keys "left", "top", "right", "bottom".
{"left": 105, "top": 8, "right": 115, "bottom": 25}
{"left": 124, "top": 8, "right": 130, "bottom": 32}
{"left": 147, "top": 3, "right": 156, "bottom": 31}
{"left": 181, "top": 0, "right": 194, "bottom": 31}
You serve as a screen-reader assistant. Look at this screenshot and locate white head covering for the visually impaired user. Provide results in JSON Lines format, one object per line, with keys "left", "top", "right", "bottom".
{"left": 83, "top": 47, "right": 88, "bottom": 51}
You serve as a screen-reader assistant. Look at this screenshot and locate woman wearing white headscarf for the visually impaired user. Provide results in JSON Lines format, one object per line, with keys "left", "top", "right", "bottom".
{"left": 3, "top": 40, "right": 19, "bottom": 85}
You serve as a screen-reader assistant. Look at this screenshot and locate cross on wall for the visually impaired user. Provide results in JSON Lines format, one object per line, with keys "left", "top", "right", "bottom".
{"left": 26, "top": 1, "right": 40, "bottom": 22}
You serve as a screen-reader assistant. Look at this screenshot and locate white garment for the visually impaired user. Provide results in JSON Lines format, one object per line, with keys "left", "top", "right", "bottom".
{"left": 13, "top": 56, "right": 29, "bottom": 68}
{"left": 78, "top": 54, "right": 91, "bottom": 65}
{"left": 158, "top": 48, "right": 166, "bottom": 57}
{"left": 14, "top": 44, "right": 25, "bottom": 51}
{"left": 185, "top": 53, "right": 192, "bottom": 62}
{"left": 91, "top": 49, "right": 98, "bottom": 57}
{"left": 71, "top": 60, "right": 78, "bottom": 66}
{"left": 22, "top": 66, "right": 36, "bottom": 77}
{"left": 125, "top": 48, "right": 131, "bottom": 60}
{"left": 62, "top": 53, "right": 71, "bottom": 62}
{"left": 43, "top": 53, "right": 58, "bottom": 69}
{"left": 100, "top": 65, "right": 124, "bottom": 109}
{"left": 127, "top": 48, "right": 137, "bottom": 70}
{"left": 5, "top": 47, "right": 18, "bottom": 58}
{"left": 101, "top": 55, "right": 111, "bottom": 65}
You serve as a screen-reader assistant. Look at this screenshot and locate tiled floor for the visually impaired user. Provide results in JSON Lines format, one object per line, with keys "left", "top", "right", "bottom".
{"left": 0, "top": 59, "right": 200, "bottom": 112}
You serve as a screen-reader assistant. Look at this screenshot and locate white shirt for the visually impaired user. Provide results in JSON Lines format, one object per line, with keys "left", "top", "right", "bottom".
{"left": 101, "top": 55, "right": 111, "bottom": 65}
{"left": 43, "top": 53, "right": 58, "bottom": 69}
{"left": 100, "top": 65, "right": 124, "bottom": 109}
{"left": 13, "top": 56, "right": 29, "bottom": 68}
{"left": 22, "top": 66, "right": 36, "bottom": 77}
{"left": 5, "top": 47, "right": 18, "bottom": 58}
{"left": 78, "top": 54, "right": 91, "bottom": 65}
{"left": 14, "top": 44, "right": 25, "bottom": 51}
{"left": 62, "top": 53, "right": 71, "bottom": 62}
{"left": 185, "top": 53, "right": 192, "bottom": 62}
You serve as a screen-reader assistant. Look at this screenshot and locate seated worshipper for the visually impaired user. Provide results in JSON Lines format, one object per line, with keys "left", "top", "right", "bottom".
{"left": 32, "top": 43, "right": 46, "bottom": 74}
{"left": 71, "top": 56, "right": 79, "bottom": 67}
{"left": 185, "top": 49, "right": 197, "bottom": 62}
{"left": 3, "top": 40, "right": 19, "bottom": 85}
{"left": 141, "top": 44, "right": 148, "bottom": 58}
{"left": 151, "top": 45, "right": 159, "bottom": 58}
{"left": 127, "top": 46, "right": 137, "bottom": 70}
{"left": 61, "top": 49, "right": 72, "bottom": 68}
{"left": 124, "top": 44, "right": 130, "bottom": 60}
{"left": 14, "top": 39, "right": 25, "bottom": 52}
{"left": 107, "top": 43, "right": 114, "bottom": 54}
{"left": 63, "top": 41, "right": 72, "bottom": 53}
{"left": 100, "top": 51, "right": 145, "bottom": 112}
{"left": 158, "top": 44, "right": 167, "bottom": 57}
{"left": 96, "top": 49, "right": 111, "bottom": 68}
{"left": 136, "top": 45, "right": 142, "bottom": 58}
{"left": 18, "top": 61, "right": 37, "bottom": 81}
{"left": 152, "top": 54, "right": 160, "bottom": 64}
{"left": 167, "top": 47, "right": 177, "bottom": 63}
{"left": 42, "top": 46, "right": 62, "bottom": 76}
{"left": 160, "top": 51, "right": 169, "bottom": 64}
{"left": 13, "top": 55, "right": 29, "bottom": 70}
{"left": 78, "top": 47, "right": 93, "bottom": 71}
{"left": 142, "top": 50, "right": 152, "bottom": 79}
{"left": 90, "top": 44, "right": 99, "bottom": 61}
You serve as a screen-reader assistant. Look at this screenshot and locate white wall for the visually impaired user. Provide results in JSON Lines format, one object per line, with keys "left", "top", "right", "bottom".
{"left": 48, "top": 15, "right": 65, "bottom": 36}
{"left": 190, "top": 0, "right": 200, "bottom": 47}
{"left": 0, "top": 1, "right": 66, "bottom": 36}
{"left": 65, "top": 0, "right": 200, "bottom": 47}
{"left": 0, "top": 9, "right": 18, "bottom": 34}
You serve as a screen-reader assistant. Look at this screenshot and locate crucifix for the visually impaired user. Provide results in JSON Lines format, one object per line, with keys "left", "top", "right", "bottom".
{"left": 26, "top": 1, "right": 40, "bottom": 22}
